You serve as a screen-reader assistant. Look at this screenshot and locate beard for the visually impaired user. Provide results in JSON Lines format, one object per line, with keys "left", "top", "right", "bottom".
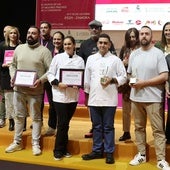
{"left": 140, "top": 38, "right": 151, "bottom": 47}
{"left": 27, "top": 36, "right": 38, "bottom": 45}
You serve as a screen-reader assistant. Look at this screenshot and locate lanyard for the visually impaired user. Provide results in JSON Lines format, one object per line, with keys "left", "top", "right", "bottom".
{"left": 41, "top": 38, "right": 48, "bottom": 47}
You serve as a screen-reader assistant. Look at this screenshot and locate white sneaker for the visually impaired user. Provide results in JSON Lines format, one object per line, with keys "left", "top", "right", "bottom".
{"left": 5, "top": 142, "right": 23, "bottom": 153}
{"left": 0, "top": 119, "right": 5, "bottom": 128}
{"left": 129, "top": 152, "right": 146, "bottom": 165}
{"left": 157, "top": 160, "right": 170, "bottom": 170}
{"left": 32, "top": 145, "right": 41, "bottom": 156}
{"left": 44, "top": 127, "right": 55, "bottom": 136}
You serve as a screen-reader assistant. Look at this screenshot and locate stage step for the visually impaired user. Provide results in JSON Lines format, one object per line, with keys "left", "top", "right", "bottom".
{"left": 0, "top": 105, "right": 170, "bottom": 169}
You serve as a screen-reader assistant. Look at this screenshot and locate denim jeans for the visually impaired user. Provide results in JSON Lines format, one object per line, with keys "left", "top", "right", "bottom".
{"left": 89, "top": 106, "right": 116, "bottom": 154}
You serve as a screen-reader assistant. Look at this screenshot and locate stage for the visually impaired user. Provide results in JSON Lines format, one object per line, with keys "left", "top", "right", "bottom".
{"left": 0, "top": 106, "right": 170, "bottom": 170}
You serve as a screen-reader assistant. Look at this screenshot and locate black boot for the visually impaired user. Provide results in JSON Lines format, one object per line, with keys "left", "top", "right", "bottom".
{"left": 23, "top": 117, "right": 27, "bottom": 131}
{"left": 9, "top": 119, "right": 15, "bottom": 131}
{"left": 119, "top": 132, "right": 131, "bottom": 141}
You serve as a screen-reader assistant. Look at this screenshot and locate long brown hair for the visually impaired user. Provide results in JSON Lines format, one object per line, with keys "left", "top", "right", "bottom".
{"left": 161, "top": 22, "right": 170, "bottom": 48}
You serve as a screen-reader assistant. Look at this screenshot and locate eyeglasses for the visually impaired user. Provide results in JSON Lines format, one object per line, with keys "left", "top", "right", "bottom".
{"left": 90, "top": 26, "right": 101, "bottom": 30}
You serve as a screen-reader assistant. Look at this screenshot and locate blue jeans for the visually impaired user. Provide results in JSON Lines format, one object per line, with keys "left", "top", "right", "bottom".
{"left": 89, "top": 106, "right": 116, "bottom": 154}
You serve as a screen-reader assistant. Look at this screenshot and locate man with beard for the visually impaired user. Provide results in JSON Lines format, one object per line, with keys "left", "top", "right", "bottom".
{"left": 128, "top": 26, "right": 170, "bottom": 170}
{"left": 5, "top": 26, "right": 52, "bottom": 156}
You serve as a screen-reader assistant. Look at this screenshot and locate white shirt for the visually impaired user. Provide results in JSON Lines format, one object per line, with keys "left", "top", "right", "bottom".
{"left": 84, "top": 51, "right": 127, "bottom": 106}
{"left": 47, "top": 52, "right": 85, "bottom": 103}
{"left": 128, "top": 47, "right": 168, "bottom": 102}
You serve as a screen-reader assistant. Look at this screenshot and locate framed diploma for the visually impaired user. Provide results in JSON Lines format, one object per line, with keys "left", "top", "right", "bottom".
{"left": 4, "top": 50, "right": 14, "bottom": 64}
{"left": 14, "top": 70, "right": 37, "bottom": 87}
{"left": 59, "top": 68, "right": 84, "bottom": 88}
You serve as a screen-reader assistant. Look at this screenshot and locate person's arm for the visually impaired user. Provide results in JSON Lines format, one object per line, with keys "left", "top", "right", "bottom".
{"left": 84, "top": 92, "right": 89, "bottom": 106}
{"left": 39, "top": 49, "right": 52, "bottom": 83}
{"left": 47, "top": 55, "right": 58, "bottom": 85}
{"left": 130, "top": 72, "right": 168, "bottom": 89}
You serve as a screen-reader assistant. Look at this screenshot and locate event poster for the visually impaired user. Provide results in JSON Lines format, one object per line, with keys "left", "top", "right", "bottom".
{"left": 95, "top": 0, "right": 170, "bottom": 30}
{"left": 36, "top": 0, "right": 95, "bottom": 29}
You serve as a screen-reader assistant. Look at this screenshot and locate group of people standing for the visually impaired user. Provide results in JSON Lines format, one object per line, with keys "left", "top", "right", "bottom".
{"left": 80, "top": 20, "right": 170, "bottom": 170}
{"left": 117, "top": 23, "right": 170, "bottom": 170}
{"left": 0, "top": 19, "right": 170, "bottom": 170}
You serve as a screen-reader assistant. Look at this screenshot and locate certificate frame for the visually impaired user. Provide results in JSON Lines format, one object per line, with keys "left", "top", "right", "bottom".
{"left": 3, "top": 50, "right": 14, "bottom": 64}
{"left": 14, "top": 70, "right": 37, "bottom": 87}
{"left": 59, "top": 68, "right": 84, "bottom": 88}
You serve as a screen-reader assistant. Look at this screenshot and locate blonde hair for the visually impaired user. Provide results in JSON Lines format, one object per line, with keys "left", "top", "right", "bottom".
{"left": 5, "top": 26, "right": 21, "bottom": 46}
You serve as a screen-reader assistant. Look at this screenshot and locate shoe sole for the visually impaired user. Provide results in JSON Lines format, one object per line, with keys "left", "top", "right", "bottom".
{"left": 64, "top": 155, "right": 72, "bottom": 158}
{"left": 0, "top": 125, "right": 5, "bottom": 128}
{"left": 5, "top": 147, "right": 23, "bottom": 153}
{"left": 84, "top": 135, "right": 93, "bottom": 138}
{"left": 82, "top": 156, "right": 103, "bottom": 160}
{"left": 119, "top": 137, "right": 131, "bottom": 141}
{"left": 33, "top": 152, "right": 41, "bottom": 156}
{"left": 54, "top": 157, "right": 63, "bottom": 161}
{"left": 124, "top": 139, "right": 133, "bottom": 143}
{"left": 106, "top": 161, "right": 115, "bottom": 164}
{"left": 129, "top": 160, "right": 146, "bottom": 166}
{"left": 44, "top": 133, "right": 55, "bottom": 136}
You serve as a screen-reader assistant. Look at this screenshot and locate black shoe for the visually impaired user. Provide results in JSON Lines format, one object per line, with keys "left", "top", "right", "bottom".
{"left": 54, "top": 152, "right": 63, "bottom": 161}
{"left": 82, "top": 151, "right": 103, "bottom": 160}
{"left": 106, "top": 153, "right": 115, "bottom": 164}
{"left": 63, "top": 151, "right": 72, "bottom": 158}
{"left": 23, "top": 118, "right": 27, "bottom": 131}
{"left": 166, "top": 140, "right": 170, "bottom": 144}
{"left": 9, "top": 119, "right": 15, "bottom": 131}
{"left": 119, "top": 132, "right": 131, "bottom": 141}
{"left": 84, "top": 128, "right": 93, "bottom": 138}
{"left": 84, "top": 132, "right": 93, "bottom": 138}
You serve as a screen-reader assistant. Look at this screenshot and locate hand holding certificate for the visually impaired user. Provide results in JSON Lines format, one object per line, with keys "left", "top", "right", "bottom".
{"left": 4, "top": 50, "right": 14, "bottom": 64}
{"left": 59, "top": 68, "right": 84, "bottom": 88}
{"left": 14, "top": 70, "right": 37, "bottom": 87}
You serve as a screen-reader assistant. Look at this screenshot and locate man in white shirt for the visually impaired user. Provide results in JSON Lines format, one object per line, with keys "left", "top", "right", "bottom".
{"left": 128, "top": 25, "right": 170, "bottom": 170}
{"left": 82, "top": 33, "right": 127, "bottom": 164}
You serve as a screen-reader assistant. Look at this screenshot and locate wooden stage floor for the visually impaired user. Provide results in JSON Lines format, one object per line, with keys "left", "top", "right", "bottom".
{"left": 0, "top": 106, "right": 170, "bottom": 170}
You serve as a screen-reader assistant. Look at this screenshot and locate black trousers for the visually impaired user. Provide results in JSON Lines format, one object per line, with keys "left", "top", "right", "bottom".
{"left": 41, "top": 82, "right": 56, "bottom": 129}
{"left": 166, "top": 98, "right": 170, "bottom": 141}
{"left": 53, "top": 102, "right": 77, "bottom": 154}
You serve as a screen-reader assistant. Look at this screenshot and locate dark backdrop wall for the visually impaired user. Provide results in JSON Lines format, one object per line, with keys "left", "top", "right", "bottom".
{"left": 0, "top": 0, "right": 36, "bottom": 43}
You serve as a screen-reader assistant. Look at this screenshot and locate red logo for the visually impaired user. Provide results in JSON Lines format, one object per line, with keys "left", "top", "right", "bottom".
{"left": 136, "top": 20, "right": 141, "bottom": 25}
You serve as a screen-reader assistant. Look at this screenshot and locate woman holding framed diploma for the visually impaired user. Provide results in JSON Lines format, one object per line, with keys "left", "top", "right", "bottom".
{"left": 0, "top": 26, "right": 21, "bottom": 131}
{"left": 47, "top": 35, "right": 85, "bottom": 160}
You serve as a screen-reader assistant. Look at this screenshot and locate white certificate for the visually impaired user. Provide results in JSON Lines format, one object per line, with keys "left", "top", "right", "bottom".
{"left": 59, "top": 68, "right": 84, "bottom": 88}
{"left": 14, "top": 70, "right": 37, "bottom": 87}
